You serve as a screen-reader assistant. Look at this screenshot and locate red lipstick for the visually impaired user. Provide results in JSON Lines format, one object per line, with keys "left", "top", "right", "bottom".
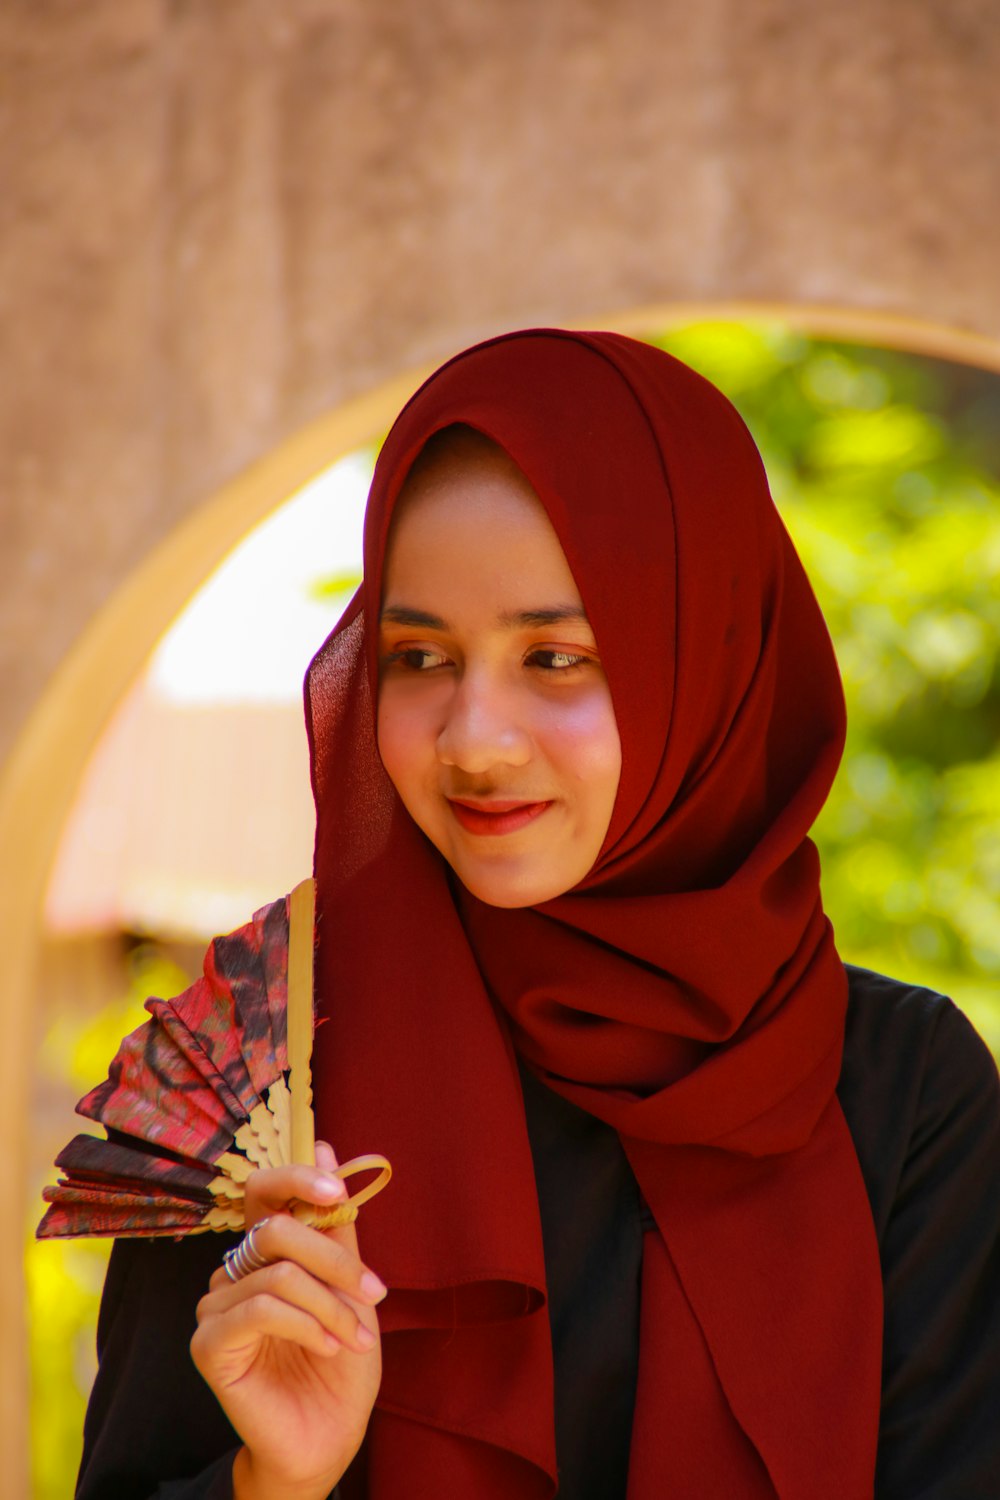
{"left": 447, "top": 798, "right": 552, "bottom": 836}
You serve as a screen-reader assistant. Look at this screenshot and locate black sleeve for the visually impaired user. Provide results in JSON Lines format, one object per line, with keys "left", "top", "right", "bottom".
{"left": 76, "top": 1233, "right": 243, "bottom": 1499}
{"left": 874, "top": 997, "right": 1000, "bottom": 1498}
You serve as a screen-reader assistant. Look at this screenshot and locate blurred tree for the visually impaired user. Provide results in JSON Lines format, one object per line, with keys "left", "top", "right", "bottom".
{"left": 657, "top": 322, "right": 1000, "bottom": 1051}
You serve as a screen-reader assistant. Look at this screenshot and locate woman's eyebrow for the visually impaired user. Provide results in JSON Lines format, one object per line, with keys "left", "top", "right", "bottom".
{"left": 499, "top": 606, "right": 591, "bottom": 628}
{"left": 380, "top": 604, "right": 591, "bottom": 629}
{"left": 380, "top": 606, "right": 445, "bottom": 628}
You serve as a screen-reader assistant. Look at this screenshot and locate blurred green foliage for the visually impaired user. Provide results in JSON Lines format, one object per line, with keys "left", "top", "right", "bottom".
{"left": 657, "top": 321, "right": 1000, "bottom": 1051}
{"left": 28, "top": 322, "right": 1000, "bottom": 1497}
{"left": 309, "top": 568, "right": 363, "bottom": 601}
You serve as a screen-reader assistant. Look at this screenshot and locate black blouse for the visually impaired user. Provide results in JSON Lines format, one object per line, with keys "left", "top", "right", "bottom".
{"left": 75, "top": 967, "right": 1000, "bottom": 1498}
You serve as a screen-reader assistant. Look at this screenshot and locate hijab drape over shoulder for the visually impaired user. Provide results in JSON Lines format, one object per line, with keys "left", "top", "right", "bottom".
{"left": 305, "top": 331, "right": 882, "bottom": 1499}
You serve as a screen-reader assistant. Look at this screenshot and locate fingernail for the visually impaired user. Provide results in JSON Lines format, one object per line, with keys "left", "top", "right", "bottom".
{"left": 314, "top": 1175, "right": 347, "bottom": 1202}
{"left": 360, "top": 1272, "right": 388, "bottom": 1302}
{"left": 356, "top": 1325, "right": 376, "bottom": 1349}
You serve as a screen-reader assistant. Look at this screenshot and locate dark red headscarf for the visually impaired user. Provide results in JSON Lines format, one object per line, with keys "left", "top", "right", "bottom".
{"left": 306, "top": 330, "right": 882, "bottom": 1498}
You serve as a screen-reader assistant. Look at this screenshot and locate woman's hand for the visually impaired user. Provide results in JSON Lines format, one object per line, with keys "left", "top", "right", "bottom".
{"left": 190, "top": 1140, "right": 386, "bottom": 1500}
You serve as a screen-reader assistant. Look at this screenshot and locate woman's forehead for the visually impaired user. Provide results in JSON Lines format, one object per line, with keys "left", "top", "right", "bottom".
{"left": 382, "top": 446, "right": 588, "bottom": 620}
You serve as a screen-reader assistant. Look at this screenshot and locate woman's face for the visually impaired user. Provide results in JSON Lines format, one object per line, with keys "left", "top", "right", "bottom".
{"left": 376, "top": 435, "right": 622, "bottom": 908}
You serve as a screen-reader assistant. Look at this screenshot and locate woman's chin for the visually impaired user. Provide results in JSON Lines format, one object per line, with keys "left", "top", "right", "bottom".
{"left": 447, "top": 855, "right": 574, "bottom": 909}
{"left": 425, "top": 815, "right": 596, "bottom": 907}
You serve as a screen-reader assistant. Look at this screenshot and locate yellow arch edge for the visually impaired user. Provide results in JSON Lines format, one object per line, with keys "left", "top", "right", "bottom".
{"left": 612, "top": 298, "right": 1000, "bottom": 372}
{"left": 4, "top": 301, "right": 999, "bottom": 1491}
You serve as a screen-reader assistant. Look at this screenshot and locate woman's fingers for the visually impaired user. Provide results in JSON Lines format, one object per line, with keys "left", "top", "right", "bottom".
{"left": 201, "top": 1141, "right": 387, "bottom": 1364}
{"left": 315, "top": 1139, "right": 338, "bottom": 1173}
{"left": 312, "top": 1139, "right": 364, "bottom": 1262}
{"left": 202, "top": 1257, "right": 377, "bottom": 1354}
{"left": 243, "top": 1159, "right": 348, "bottom": 1227}
{"left": 209, "top": 1213, "right": 387, "bottom": 1305}
{"left": 202, "top": 1147, "right": 388, "bottom": 1359}
{"left": 192, "top": 1290, "right": 345, "bottom": 1380}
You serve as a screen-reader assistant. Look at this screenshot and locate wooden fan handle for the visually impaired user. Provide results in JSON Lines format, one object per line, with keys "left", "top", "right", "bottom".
{"left": 287, "top": 877, "right": 317, "bottom": 1167}
{"left": 286, "top": 880, "right": 395, "bottom": 1232}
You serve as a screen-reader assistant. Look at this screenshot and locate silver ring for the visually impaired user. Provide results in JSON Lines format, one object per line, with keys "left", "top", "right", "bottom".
{"left": 223, "top": 1218, "right": 273, "bottom": 1283}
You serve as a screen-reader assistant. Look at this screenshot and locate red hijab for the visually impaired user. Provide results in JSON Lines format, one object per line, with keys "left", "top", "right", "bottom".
{"left": 306, "top": 330, "right": 882, "bottom": 1498}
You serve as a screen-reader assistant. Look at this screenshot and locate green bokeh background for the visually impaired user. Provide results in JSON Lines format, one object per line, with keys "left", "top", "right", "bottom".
{"left": 27, "top": 321, "right": 1000, "bottom": 1497}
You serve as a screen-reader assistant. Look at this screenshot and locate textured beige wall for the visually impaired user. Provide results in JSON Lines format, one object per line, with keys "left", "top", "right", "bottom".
{"left": 4, "top": 3, "right": 1000, "bottom": 1488}
{"left": 4, "top": 0, "right": 1000, "bottom": 768}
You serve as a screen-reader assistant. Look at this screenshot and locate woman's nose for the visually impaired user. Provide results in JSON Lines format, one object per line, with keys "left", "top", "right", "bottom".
{"left": 435, "top": 674, "right": 532, "bottom": 772}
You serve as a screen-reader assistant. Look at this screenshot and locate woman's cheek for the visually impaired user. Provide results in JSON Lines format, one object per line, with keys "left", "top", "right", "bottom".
{"left": 375, "top": 693, "right": 409, "bottom": 789}
{"left": 377, "top": 690, "right": 437, "bottom": 799}
{"left": 546, "top": 689, "right": 622, "bottom": 793}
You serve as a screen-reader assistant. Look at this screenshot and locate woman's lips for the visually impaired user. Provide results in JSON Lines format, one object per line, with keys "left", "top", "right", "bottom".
{"left": 447, "top": 798, "right": 552, "bottom": 836}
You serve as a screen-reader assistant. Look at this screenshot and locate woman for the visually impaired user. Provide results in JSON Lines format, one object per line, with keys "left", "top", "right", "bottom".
{"left": 75, "top": 330, "right": 1000, "bottom": 1499}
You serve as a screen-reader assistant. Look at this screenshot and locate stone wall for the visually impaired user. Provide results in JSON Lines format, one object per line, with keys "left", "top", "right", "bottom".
{"left": 4, "top": 0, "right": 1000, "bottom": 766}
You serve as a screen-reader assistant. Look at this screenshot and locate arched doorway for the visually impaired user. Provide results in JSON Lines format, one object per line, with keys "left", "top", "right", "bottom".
{"left": 7, "top": 302, "right": 1000, "bottom": 1493}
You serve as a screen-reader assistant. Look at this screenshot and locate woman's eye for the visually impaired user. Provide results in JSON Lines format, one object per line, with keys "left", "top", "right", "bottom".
{"left": 529, "top": 649, "right": 589, "bottom": 672}
{"left": 382, "top": 647, "right": 449, "bottom": 671}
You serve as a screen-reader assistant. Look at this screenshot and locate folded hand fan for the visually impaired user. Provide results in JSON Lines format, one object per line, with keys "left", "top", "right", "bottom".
{"left": 37, "top": 880, "right": 391, "bottom": 1239}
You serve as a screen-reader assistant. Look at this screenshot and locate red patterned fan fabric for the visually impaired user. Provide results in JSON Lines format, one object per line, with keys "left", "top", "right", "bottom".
{"left": 38, "top": 895, "right": 293, "bottom": 1240}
